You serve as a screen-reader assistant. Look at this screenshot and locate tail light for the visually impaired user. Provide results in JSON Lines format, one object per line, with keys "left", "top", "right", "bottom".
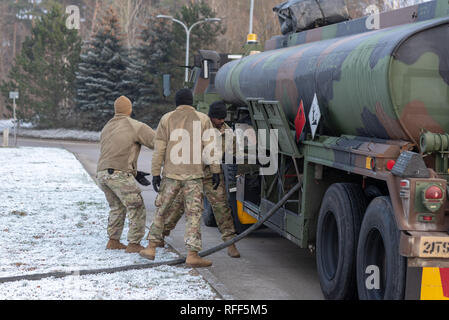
{"left": 425, "top": 185, "right": 443, "bottom": 200}
{"left": 387, "top": 160, "right": 396, "bottom": 171}
{"left": 422, "top": 184, "right": 444, "bottom": 213}
{"left": 400, "top": 180, "right": 410, "bottom": 199}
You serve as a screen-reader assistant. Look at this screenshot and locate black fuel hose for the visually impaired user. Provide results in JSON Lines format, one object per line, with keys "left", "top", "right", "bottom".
{"left": 0, "top": 182, "right": 301, "bottom": 284}
{"left": 199, "top": 182, "right": 302, "bottom": 258}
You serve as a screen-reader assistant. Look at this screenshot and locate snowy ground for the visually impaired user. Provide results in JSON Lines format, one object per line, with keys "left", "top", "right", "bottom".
{"left": 0, "top": 119, "right": 100, "bottom": 142}
{"left": 0, "top": 147, "right": 217, "bottom": 300}
{"left": 0, "top": 119, "right": 15, "bottom": 130}
{"left": 15, "top": 128, "right": 100, "bottom": 142}
{"left": 0, "top": 266, "right": 216, "bottom": 300}
{"left": 0, "top": 119, "right": 33, "bottom": 130}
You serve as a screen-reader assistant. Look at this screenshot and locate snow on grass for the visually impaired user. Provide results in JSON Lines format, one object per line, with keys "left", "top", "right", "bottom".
{"left": 0, "top": 147, "right": 173, "bottom": 276}
{"left": 0, "top": 147, "right": 218, "bottom": 299}
{"left": 0, "top": 119, "right": 100, "bottom": 141}
{"left": 16, "top": 128, "right": 100, "bottom": 142}
{"left": 0, "top": 119, "right": 15, "bottom": 130}
{"left": 0, "top": 266, "right": 217, "bottom": 300}
{"left": 0, "top": 119, "right": 33, "bottom": 130}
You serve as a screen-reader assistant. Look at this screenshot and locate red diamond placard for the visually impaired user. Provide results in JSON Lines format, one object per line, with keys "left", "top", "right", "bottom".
{"left": 295, "top": 100, "right": 306, "bottom": 142}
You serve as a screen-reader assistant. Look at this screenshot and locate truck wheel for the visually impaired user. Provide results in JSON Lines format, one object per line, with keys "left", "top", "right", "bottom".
{"left": 316, "top": 183, "right": 366, "bottom": 300}
{"left": 356, "top": 197, "right": 406, "bottom": 300}
{"left": 203, "top": 197, "right": 217, "bottom": 227}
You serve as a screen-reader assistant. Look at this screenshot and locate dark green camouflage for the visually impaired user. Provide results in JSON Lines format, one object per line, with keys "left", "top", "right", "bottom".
{"left": 216, "top": 1, "right": 449, "bottom": 146}
{"left": 208, "top": 1, "right": 449, "bottom": 297}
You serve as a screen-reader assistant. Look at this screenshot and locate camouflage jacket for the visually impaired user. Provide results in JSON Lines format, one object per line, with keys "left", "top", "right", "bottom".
{"left": 204, "top": 122, "right": 235, "bottom": 178}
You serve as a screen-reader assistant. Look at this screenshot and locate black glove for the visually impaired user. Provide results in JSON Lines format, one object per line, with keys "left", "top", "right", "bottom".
{"left": 135, "top": 171, "right": 151, "bottom": 186}
{"left": 153, "top": 175, "right": 161, "bottom": 193}
{"left": 212, "top": 173, "right": 220, "bottom": 190}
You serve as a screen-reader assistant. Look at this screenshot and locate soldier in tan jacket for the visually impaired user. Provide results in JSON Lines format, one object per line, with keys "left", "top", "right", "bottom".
{"left": 162, "top": 101, "right": 241, "bottom": 258}
{"left": 97, "top": 96, "right": 155, "bottom": 253}
{"left": 140, "top": 89, "right": 221, "bottom": 267}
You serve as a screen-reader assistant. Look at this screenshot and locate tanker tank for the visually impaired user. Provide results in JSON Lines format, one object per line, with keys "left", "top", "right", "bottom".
{"left": 215, "top": 16, "right": 449, "bottom": 144}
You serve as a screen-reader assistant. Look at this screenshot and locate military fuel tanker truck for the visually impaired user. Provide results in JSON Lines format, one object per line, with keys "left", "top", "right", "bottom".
{"left": 193, "top": 0, "right": 449, "bottom": 300}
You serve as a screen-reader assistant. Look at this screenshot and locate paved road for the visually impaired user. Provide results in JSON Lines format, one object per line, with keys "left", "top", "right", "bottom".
{"left": 15, "top": 137, "right": 324, "bottom": 300}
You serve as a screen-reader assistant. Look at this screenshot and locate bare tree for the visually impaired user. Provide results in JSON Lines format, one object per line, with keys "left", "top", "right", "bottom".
{"left": 112, "top": 0, "right": 149, "bottom": 48}
{"left": 90, "top": 0, "right": 100, "bottom": 38}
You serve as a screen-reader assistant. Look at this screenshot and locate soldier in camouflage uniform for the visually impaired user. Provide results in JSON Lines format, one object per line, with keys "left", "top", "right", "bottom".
{"left": 97, "top": 96, "right": 155, "bottom": 253}
{"left": 162, "top": 101, "right": 240, "bottom": 258}
{"left": 140, "top": 89, "right": 221, "bottom": 268}
{"left": 148, "top": 178, "right": 205, "bottom": 252}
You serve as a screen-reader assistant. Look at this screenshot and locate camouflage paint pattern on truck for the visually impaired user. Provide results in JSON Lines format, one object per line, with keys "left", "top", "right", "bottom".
{"left": 216, "top": 16, "right": 449, "bottom": 146}
{"left": 194, "top": 0, "right": 449, "bottom": 299}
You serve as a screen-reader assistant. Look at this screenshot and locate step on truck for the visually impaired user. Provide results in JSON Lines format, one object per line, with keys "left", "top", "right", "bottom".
{"left": 193, "top": 0, "right": 449, "bottom": 300}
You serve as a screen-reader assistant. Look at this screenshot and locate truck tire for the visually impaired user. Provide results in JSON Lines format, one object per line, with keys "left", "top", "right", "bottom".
{"left": 356, "top": 197, "right": 406, "bottom": 300}
{"left": 223, "top": 164, "right": 251, "bottom": 235}
{"left": 316, "top": 183, "right": 366, "bottom": 300}
{"left": 203, "top": 197, "right": 217, "bottom": 227}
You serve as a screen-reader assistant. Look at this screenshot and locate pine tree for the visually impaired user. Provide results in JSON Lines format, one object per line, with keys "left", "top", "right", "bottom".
{"left": 75, "top": 6, "right": 130, "bottom": 131}
{"left": 0, "top": 4, "right": 82, "bottom": 128}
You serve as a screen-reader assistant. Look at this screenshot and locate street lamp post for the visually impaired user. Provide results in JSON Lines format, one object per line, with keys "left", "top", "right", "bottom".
{"left": 157, "top": 15, "right": 221, "bottom": 84}
{"left": 249, "top": 0, "right": 255, "bottom": 35}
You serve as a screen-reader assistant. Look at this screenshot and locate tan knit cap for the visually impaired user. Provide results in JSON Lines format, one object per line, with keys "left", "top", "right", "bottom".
{"left": 114, "top": 96, "right": 132, "bottom": 115}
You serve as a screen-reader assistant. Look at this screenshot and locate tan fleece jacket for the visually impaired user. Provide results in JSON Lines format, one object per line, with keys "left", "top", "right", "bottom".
{"left": 97, "top": 114, "right": 155, "bottom": 176}
{"left": 151, "top": 105, "right": 221, "bottom": 180}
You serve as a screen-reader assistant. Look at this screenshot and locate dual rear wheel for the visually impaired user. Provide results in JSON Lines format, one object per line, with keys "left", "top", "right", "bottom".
{"left": 316, "top": 183, "right": 406, "bottom": 300}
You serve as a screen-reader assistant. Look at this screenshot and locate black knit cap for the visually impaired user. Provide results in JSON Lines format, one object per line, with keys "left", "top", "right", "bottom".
{"left": 175, "top": 88, "right": 193, "bottom": 107}
{"left": 208, "top": 100, "right": 227, "bottom": 119}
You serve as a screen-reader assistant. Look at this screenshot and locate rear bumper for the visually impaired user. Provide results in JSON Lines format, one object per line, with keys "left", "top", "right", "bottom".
{"left": 400, "top": 231, "right": 449, "bottom": 263}
{"left": 401, "top": 231, "right": 449, "bottom": 299}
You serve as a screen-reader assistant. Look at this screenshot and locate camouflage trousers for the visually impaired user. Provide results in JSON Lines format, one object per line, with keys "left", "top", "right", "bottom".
{"left": 164, "top": 174, "right": 237, "bottom": 243}
{"left": 147, "top": 178, "right": 204, "bottom": 252}
{"left": 97, "top": 170, "right": 146, "bottom": 244}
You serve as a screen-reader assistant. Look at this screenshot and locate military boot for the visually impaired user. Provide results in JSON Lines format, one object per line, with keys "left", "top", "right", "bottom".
{"left": 139, "top": 241, "right": 160, "bottom": 260}
{"left": 106, "top": 239, "right": 127, "bottom": 250}
{"left": 227, "top": 244, "right": 241, "bottom": 258}
{"left": 185, "top": 251, "right": 212, "bottom": 268}
{"left": 125, "top": 243, "right": 145, "bottom": 253}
